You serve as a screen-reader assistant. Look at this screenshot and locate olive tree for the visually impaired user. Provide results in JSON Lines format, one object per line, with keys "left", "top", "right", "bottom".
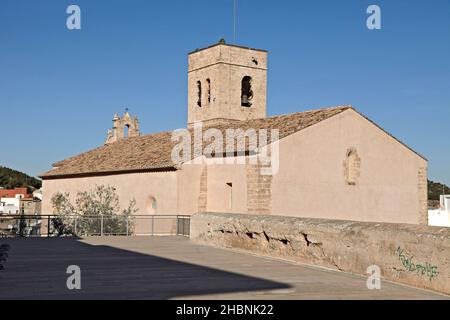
{"left": 50, "top": 185, "right": 138, "bottom": 236}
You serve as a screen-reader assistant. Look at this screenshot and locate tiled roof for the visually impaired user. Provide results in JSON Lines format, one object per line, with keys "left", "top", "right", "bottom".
{"left": 0, "top": 188, "right": 31, "bottom": 198}
{"left": 39, "top": 106, "right": 353, "bottom": 179}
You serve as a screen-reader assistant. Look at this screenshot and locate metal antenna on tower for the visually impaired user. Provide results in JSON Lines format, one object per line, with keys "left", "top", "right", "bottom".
{"left": 233, "top": 0, "right": 237, "bottom": 43}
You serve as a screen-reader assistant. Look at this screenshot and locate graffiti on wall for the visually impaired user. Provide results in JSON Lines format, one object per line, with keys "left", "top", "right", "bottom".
{"left": 396, "top": 247, "right": 439, "bottom": 281}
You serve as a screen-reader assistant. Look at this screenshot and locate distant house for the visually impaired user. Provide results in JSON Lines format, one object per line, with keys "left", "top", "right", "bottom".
{"left": 20, "top": 198, "right": 42, "bottom": 215}
{"left": 0, "top": 187, "right": 40, "bottom": 215}
{"left": 440, "top": 195, "right": 450, "bottom": 211}
{"left": 0, "top": 187, "right": 31, "bottom": 199}
{"left": 428, "top": 195, "right": 450, "bottom": 227}
{"left": 0, "top": 201, "right": 19, "bottom": 214}
{"left": 32, "top": 188, "right": 43, "bottom": 201}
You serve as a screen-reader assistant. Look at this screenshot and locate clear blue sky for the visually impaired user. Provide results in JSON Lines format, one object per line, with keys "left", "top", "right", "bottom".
{"left": 1, "top": 0, "right": 449, "bottom": 185}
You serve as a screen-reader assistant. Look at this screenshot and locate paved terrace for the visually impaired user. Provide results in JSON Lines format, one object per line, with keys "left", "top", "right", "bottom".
{"left": 0, "top": 237, "right": 447, "bottom": 300}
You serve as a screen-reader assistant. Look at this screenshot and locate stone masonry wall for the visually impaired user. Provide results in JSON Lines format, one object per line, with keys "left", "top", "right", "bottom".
{"left": 246, "top": 164, "right": 272, "bottom": 214}
{"left": 191, "top": 212, "right": 450, "bottom": 295}
{"left": 187, "top": 43, "right": 267, "bottom": 125}
{"left": 197, "top": 165, "right": 208, "bottom": 212}
{"left": 418, "top": 166, "right": 428, "bottom": 225}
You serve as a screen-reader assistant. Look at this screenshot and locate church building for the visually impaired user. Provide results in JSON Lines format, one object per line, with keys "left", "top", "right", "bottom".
{"left": 40, "top": 40, "right": 428, "bottom": 225}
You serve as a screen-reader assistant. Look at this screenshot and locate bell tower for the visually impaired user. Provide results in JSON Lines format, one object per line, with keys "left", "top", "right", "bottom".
{"left": 104, "top": 111, "right": 141, "bottom": 145}
{"left": 187, "top": 39, "right": 268, "bottom": 127}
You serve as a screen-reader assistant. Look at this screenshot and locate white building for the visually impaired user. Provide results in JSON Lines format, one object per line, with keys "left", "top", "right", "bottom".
{"left": 33, "top": 188, "right": 43, "bottom": 201}
{"left": 428, "top": 195, "right": 450, "bottom": 227}
{"left": 0, "top": 201, "right": 20, "bottom": 214}
{"left": 440, "top": 194, "right": 450, "bottom": 210}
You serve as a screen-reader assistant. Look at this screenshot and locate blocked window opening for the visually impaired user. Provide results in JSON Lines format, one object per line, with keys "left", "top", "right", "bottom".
{"left": 344, "top": 148, "right": 361, "bottom": 186}
{"left": 146, "top": 196, "right": 157, "bottom": 214}
{"left": 197, "top": 81, "right": 202, "bottom": 107}
{"left": 206, "top": 79, "right": 211, "bottom": 104}
{"left": 124, "top": 124, "right": 129, "bottom": 138}
{"left": 226, "top": 183, "right": 233, "bottom": 210}
{"left": 241, "top": 76, "right": 253, "bottom": 107}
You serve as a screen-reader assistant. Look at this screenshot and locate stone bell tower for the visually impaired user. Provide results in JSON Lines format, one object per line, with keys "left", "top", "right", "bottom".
{"left": 187, "top": 39, "right": 268, "bottom": 128}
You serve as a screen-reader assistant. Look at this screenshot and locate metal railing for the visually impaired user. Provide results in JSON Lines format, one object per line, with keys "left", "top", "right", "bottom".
{"left": 0, "top": 214, "right": 190, "bottom": 238}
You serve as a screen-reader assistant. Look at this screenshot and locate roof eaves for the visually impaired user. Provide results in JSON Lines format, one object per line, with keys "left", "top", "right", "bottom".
{"left": 39, "top": 166, "right": 178, "bottom": 180}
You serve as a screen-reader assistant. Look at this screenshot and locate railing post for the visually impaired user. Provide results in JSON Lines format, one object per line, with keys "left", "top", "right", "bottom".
{"left": 47, "top": 215, "right": 50, "bottom": 238}
{"left": 126, "top": 216, "right": 129, "bottom": 236}
{"left": 101, "top": 215, "right": 104, "bottom": 236}
{"left": 152, "top": 215, "right": 154, "bottom": 236}
{"left": 74, "top": 217, "right": 77, "bottom": 236}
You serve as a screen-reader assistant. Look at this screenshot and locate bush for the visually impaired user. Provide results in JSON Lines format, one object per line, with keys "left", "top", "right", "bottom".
{"left": 50, "top": 185, "right": 138, "bottom": 236}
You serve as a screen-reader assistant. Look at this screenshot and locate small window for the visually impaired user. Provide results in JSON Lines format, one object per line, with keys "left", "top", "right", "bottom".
{"left": 241, "top": 76, "right": 253, "bottom": 107}
{"left": 197, "top": 81, "right": 202, "bottom": 107}
{"left": 146, "top": 196, "right": 157, "bottom": 214}
{"left": 226, "top": 183, "right": 233, "bottom": 209}
{"left": 206, "top": 79, "right": 211, "bottom": 104}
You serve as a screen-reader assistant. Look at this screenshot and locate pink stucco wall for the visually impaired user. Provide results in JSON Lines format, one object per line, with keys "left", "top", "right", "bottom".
{"left": 176, "top": 164, "right": 203, "bottom": 215}
{"left": 205, "top": 162, "right": 248, "bottom": 214}
{"left": 41, "top": 171, "right": 178, "bottom": 215}
{"left": 271, "top": 109, "right": 427, "bottom": 224}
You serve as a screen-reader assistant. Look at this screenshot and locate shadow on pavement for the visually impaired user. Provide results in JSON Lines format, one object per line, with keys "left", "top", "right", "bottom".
{"left": 0, "top": 237, "right": 290, "bottom": 300}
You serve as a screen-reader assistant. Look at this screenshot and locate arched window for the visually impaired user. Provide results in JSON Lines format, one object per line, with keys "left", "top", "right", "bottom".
{"left": 206, "top": 78, "right": 211, "bottom": 104}
{"left": 344, "top": 148, "right": 361, "bottom": 186}
{"left": 197, "top": 81, "right": 202, "bottom": 107}
{"left": 241, "top": 76, "right": 253, "bottom": 107}
{"left": 146, "top": 196, "right": 157, "bottom": 214}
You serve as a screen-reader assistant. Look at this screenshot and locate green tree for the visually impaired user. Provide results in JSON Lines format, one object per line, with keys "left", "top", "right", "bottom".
{"left": 50, "top": 185, "right": 138, "bottom": 236}
{"left": 428, "top": 180, "right": 450, "bottom": 201}
{"left": 0, "top": 166, "right": 41, "bottom": 192}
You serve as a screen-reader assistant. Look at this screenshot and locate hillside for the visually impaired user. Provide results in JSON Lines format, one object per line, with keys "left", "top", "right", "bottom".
{"left": 428, "top": 179, "right": 450, "bottom": 201}
{"left": 0, "top": 166, "right": 42, "bottom": 192}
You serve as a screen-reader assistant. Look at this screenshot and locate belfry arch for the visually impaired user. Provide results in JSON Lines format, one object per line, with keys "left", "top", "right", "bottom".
{"left": 105, "top": 111, "right": 141, "bottom": 145}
